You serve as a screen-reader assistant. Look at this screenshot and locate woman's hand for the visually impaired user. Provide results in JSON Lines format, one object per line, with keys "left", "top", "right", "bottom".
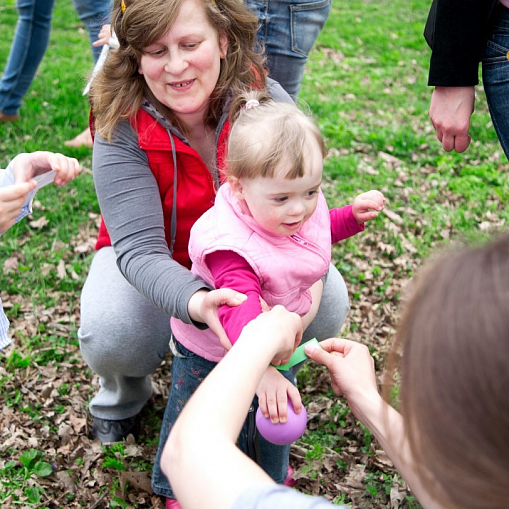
{"left": 256, "top": 366, "right": 302, "bottom": 423}
{"left": 188, "top": 288, "right": 247, "bottom": 350}
{"left": 257, "top": 299, "right": 302, "bottom": 365}
{"left": 352, "top": 190, "right": 385, "bottom": 224}
{"left": 13, "top": 152, "right": 80, "bottom": 187}
{"left": 305, "top": 338, "right": 380, "bottom": 420}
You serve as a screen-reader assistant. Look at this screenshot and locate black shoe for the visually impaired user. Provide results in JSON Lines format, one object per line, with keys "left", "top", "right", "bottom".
{"left": 91, "top": 414, "right": 141, "bottom": 444}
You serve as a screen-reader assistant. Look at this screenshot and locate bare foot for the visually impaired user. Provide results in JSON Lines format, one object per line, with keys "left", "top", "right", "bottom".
{"left": 65, "top": 128, "right": 93, "bottom": 148}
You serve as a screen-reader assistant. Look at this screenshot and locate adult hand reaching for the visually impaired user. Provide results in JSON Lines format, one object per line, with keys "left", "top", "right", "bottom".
{"left": 429, "top": 86, "right": 475, "bottom": 153}
{"left": 305, "top": 337, "right": 379, "bottom": 420}
{"left": 13, "top": 151, "right": 80, "bottom": 187}
{"left": 187, "top": 288, "right": 247, "bottom": 350}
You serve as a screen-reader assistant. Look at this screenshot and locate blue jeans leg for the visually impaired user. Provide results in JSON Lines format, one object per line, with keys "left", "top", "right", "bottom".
{"left": 151, "top": 341, "right": 217, "bottom": 499}
{"left": 71, "top": 0, "right": 112, "bottom": 62}
{"left": 482, "top": 5, "right": 509, "bottom": 161}
{"left": 0, "top": 0, "right": 55, "bottom": 116}
{"left": 245, "top": 0, "right": 332, "bottom": 99}
{"left": 151, "top": 340, "right": 294, "bottom": 498}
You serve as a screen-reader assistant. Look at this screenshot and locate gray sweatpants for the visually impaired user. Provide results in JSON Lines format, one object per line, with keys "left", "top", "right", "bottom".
{"left": 79, "top": 246, "right": 350, "bottom": 420}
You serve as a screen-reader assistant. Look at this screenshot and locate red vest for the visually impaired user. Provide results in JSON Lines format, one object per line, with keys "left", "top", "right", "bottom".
{"left": 95, "top": 109, "right": 230, "bottom": 268}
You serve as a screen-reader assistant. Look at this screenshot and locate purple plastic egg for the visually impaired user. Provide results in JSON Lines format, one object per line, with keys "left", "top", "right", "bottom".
{"left": 256, "top": 400, "right": 307, "bottom": 445}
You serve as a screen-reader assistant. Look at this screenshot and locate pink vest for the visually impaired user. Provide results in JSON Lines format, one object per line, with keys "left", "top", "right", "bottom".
{"left": 170, "top": 184, "right": 332, "bottom": 362}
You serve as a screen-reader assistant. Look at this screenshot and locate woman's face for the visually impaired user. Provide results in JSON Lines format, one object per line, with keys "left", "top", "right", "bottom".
{"left": 138, "top": 0, "right": 228, "bottom": 126}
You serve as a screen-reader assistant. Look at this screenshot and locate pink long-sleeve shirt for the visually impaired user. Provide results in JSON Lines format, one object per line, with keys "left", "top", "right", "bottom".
{"left": 207, "top": 205, "right": 363, "bottom": 343}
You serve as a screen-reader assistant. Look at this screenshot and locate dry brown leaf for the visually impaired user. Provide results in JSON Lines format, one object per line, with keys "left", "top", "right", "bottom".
{"left": 29, "top": 216, "right": 49, "bottom": 229}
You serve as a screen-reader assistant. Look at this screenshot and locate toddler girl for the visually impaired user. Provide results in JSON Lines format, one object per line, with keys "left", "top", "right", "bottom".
{"left": 160, "top": 90, "right": 385, "bottom": 506}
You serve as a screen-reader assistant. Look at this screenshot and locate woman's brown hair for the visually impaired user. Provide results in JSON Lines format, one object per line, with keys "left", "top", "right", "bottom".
{"left": 391, "top": 233, "right": 509, "bottom": 508}
{"left": 90, "top": 0, "right": 266, "bottom": 140}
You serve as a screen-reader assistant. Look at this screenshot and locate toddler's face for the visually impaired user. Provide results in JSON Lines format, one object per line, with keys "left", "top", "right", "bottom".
{"left": 234, "top": 141, "right": 323, "bottom": 237}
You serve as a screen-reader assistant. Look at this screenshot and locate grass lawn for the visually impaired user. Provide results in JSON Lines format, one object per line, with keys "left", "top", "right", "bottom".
{"left": 1, "top": 0, "right": 507, "bottom": 507}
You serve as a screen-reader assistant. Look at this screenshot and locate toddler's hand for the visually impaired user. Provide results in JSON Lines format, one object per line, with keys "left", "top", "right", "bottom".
{"left": 352, "top": 190, "right": 385, "bottom": 224}
{"left": 256, "top": 367, "right": 302, "bottom": 423}
{"left": 13, "top": 152, "right": 80, "bottom": 187}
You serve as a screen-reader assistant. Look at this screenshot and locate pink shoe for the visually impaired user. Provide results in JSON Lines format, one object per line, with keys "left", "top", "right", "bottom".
{"left": 283, "top": 465, "right": 298, "bottom": 487}
{"left": 166, "top": 498, "right": 181, "bottom": 509}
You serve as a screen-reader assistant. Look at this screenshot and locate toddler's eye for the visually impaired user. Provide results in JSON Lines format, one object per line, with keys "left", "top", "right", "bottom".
{"left": 306, "top": 189, "right": 318, "bottom": 198}
{"left": 274, "top": 196, "right": 288, "bottom": 203}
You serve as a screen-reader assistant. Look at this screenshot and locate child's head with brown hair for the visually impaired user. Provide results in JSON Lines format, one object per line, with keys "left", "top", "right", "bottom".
{"left": 226, "top": 90, "right": 327, "bottom": 237}
{"left": 393, "top": 233, "right": 509, "bottom": 508}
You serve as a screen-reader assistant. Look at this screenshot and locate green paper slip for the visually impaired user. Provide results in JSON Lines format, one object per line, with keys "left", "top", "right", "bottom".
{"left": 273, "top": 338, "right": 321, "bottom": 371}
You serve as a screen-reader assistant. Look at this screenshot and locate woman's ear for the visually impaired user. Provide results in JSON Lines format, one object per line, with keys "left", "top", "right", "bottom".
{"left": 219, "top": 32, "right": 228, "bottom": 59}
{"left": 228, "top": 176, "right": 244, "bottom": 200}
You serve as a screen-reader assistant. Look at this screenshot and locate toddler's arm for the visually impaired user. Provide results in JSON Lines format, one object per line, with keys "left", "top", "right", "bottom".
{"left": 330, "top": 190, "right": 385, "bottom": 243}
{"left": 207, "top": 251, "right": 298, "bottom": 362}
{"left": 300, "top": 279, "right": 323, "bottom": 331}
{"left": 330, "top": 205, "right": 364, "bottom": 243}
{"left": 207, "top": 251, "right": 306, "bottom": 362}
{"left": 206, "top": 250, "right": 263, "bottom": 344}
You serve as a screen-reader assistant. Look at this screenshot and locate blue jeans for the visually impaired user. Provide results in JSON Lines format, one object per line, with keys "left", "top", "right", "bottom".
{"left": 151, "top": 340, "right": 294, "bottom": 498}
{"left": 245, "top": 0, "right": 332, "bottom": 99}
{"left": 72, "top": 0, "right": 112, "bottom": 62}
{"left": 482, "top": 4, "right": 509, "bottom": 160}
{"left": 0, "top": 0, "right": 111, "bottom": 115}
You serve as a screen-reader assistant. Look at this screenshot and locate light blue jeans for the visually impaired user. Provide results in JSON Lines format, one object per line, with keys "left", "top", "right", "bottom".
{"left": 0, "top": 0, "right": 111, "bottom": 116}
{"left": 482, "top": 4, "right": 509, "bottom": 160}
{"left": 245, "top": 0, "right": 332, "bottom": 99}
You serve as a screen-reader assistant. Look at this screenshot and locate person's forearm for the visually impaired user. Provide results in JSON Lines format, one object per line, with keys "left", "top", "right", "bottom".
{"left": 352, "top": 393, "right": 444, "bottom": 509}
{"left": 165, "top": 322, "right": 279, "bottom": 508}
{"left": 93, "top": 124, "right": 210, "bottom": 323}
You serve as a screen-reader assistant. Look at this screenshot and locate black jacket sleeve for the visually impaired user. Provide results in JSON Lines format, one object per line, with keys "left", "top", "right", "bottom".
{"left": 425, "top": 0, "right": 497, "bottom": 87}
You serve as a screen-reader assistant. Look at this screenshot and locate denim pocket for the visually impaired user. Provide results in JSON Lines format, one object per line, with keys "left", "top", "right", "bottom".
{"left": 483, "top": 39, "right": 509, "bottom": 64}
{"left": 290, "top": 0, "right": 331, "bottom": 57}
{"left": 482, "top": 35, "right": 509, "bottom": 86}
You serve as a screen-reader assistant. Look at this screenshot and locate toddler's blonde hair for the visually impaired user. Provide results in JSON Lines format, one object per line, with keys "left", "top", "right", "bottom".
{"left": 227, "top": 90, "right": 326, "bottom": 180}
